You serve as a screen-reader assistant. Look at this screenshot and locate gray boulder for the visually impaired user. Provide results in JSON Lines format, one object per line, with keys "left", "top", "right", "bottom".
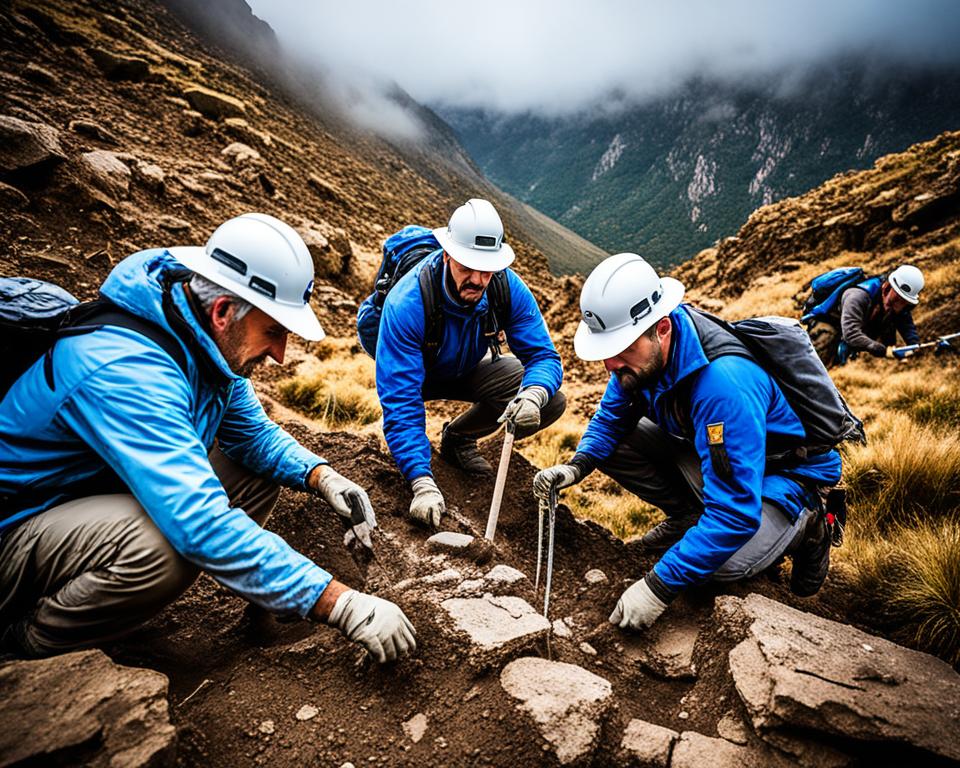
{"left": 719, "top": 594, "right": 960, "bottom": 762}
{"left": 0, "top": 649, "right": 176, "bottom": 767}
{"left": 78, "top": 150, "right": 131, "bottom": 201}
{"left": 0, "top": 115, "right": 65, "bottom": 171}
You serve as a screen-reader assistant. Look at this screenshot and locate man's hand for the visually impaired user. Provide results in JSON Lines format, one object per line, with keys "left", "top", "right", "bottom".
{"left": 325, "top": 589, "right": 417, "bottom": 663}
{"left": 609, "top": 578, "right": 669, "bottom": 630}
{"left": 533, "top": 463, "right": 582, "bottom": 500}
{"left": 499, "top": 386, "right": 549, "bottom": 439}
{"left": 312, "top": 466, "right": 377, "bottom": 530}
{"left": 409, "top": 476, "right": 445, "bottom": 527}
{"left": 885, "top": 345, "right": 916, "bottom": 360}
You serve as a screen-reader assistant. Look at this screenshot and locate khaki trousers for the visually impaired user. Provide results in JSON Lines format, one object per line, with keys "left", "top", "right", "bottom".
{"left": 0, "top": 448, "right": 279, "bottom": 657}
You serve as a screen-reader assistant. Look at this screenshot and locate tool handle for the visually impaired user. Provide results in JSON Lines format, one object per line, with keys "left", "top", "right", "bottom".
{"left": 484, "top": 427, "right": 515, "bottom": 541}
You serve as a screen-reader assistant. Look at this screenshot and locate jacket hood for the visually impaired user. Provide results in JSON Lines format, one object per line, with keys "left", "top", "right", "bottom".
{"left": 99, "top": 249, "right": 239, "bottom": 381}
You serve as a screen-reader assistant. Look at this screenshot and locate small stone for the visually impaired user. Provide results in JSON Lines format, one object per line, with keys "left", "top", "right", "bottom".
{"left": 78, "top": 150, "right": 131, "bottom": 200}
{"left": 552, "top": 619, "right": 572, "bottom": 639}
{"left": 221, "top": 142, "right": 261, "bottom": 165}
{"left": 184, "top": 85, "right": 247, "bottom": 119}
{"left": 716, "top": 711, "right": 749, "bottom": 745}
{"left": 426, "top": 532, "right": 475, "bottom": 551}
{"left": 69, "top": 119, "right": 120, "bottom": 145}
{"left": 402, "top": 713, "right": 427, "bottom": 744}
{"left": 22, "top": 63, "right": 58, "bottom": 87}
{"left": 88, "top": 47, "right": 150, "bottom": 81}
{"left": 133, "top": 161, "right": 165, "bottom": 191}
{"left": 678, "top": 711, "right": 689, "bottom": 720}
{"left": 259, "top": 720, "right": 275, "bottom": 735}
{"left": 579, "top": 642, "right": 597, "bottom": 656}
{"left": 420, "top": 568, "right": 462, "bottom": 586}
{"left": 0, "top": 181, "right": 29, "bottom": 209}
{"left": 339, "top": 763, "right": 355, "bottom": 768}
{"left": 295, "top": 705, "right": 319, "bottom": 721}
{"left": 484, "top": 564, "right": 526, "bottom": 585}
{"left": 457, "top": 579, "right": 485, "bottom": 594}
{"left": 156, "top": 215, "right": 191, "bottom": 233}
{"left": 440, "top": 595, "right": 550, "bottom": 667}
{"left": 584, "top": 569, "right": 608, "bottom": 584}
{"left": 620, "top": 719, "right": 678, "bottom": 767}
{"left": 0, "top": 115, "right": 65, "bottom": 171}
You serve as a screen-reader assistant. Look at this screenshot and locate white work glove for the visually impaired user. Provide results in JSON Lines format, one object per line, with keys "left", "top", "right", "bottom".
{"left": 327, "top": 590, "right": 417, "bottom": 663}
{"left": 315, "top": 467, "right": 377, "bottom": 530}
{"left": 609, "top": 578, "right": 669, "bottom": 630}
{"left": 409, "top": 476, "right": 445, "bottom": 527}
{"left": 498, "top": 386, "right": 549, "bottom": 439}
{"left": 533, "top": 463, "right": 582, "bottom": 500}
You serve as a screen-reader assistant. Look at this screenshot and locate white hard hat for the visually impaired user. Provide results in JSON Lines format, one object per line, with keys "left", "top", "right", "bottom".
{"left": 888, "top": 264, "right": 924, "bottom": 305}
{"left": 574, "top": 253, "right": 685, "bottom": 361}
{"left": 433, "top": 198, "right": 515, "bottom": 272}
{"left": 169, "top": 213, "right": 325, "bottom": 341}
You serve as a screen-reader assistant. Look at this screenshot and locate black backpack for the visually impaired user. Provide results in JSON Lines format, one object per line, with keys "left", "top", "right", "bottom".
{"left": 686, "top": 307, "right": 866, "bottom": 459}
{"left": 0, "top": 272, "right": 216, "bottom": 404}
{"left": 356, "top": 225, "right": 512, "bottom": 364}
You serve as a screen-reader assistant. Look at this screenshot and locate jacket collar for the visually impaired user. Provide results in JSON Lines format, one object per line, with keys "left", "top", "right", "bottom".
{"left": 647, "top": 305, "right": 710, "bottom": 411}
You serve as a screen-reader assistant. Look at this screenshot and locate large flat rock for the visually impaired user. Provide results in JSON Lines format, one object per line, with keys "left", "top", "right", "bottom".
{"left": 672, "top": 731, "right": 785, "bottom": 768}
{"left": 440, "top": 595, "right": 550, "bottom": 666}
{"left": 619, "top": 718, "right": 678, "bottom": 767}
{"left": 0, "top": 649, "right": 176, "bottom": 767}
{"left": 501, "top": 657, "right": 612, "bottom": 765}
{"left": 621, "top": 607, "right": 699, "bottom": 680}
{"left": 718, "top": 594, "right": 960, "bottom": 762}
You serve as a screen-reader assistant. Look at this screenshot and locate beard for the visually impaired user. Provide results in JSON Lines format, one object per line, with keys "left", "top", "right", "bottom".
{"left": 219, "top": 320, "right": 267, "bottom": 378}
{"left": 614, "top": 343, "right": 665, "bottom": 396}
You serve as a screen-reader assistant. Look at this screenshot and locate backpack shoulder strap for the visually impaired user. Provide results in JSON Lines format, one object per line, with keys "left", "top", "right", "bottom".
{"left": 685, "top": 307, "right": 753, "bottom": 363}
{"left": 417, "top": 259, "right": 445, "bottom": 367}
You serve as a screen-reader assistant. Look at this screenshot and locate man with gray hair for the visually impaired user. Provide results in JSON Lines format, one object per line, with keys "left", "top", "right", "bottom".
{"left": 0, "top": 213, "right": 416, "bottom": 664}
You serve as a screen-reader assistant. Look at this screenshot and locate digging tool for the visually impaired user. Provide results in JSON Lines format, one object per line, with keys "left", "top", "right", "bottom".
{"left": 535, "top": 482, "right": 559, "bottom": 619}
{"left": 484, "top": 421, "right": 515, "bottom": 541}
{"left": 891, "top": 331, "right": 960, "bottom": 359}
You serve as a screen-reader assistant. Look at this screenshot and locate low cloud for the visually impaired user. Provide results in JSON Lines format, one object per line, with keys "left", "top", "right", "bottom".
{"left": 249, "top": 0, "right": 960, "bottom": 116}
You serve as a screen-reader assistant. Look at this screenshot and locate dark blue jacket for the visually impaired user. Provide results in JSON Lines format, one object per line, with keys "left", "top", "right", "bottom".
{"left": 376, "top": 251, "right": 562, "bottom": 480}
{"left": 576, "top": 305, "right": 841, "bottom": 592}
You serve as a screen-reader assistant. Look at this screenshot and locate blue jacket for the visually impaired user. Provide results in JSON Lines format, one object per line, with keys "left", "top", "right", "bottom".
{"left": 576, "top": 305, "right": 841, "bottom": 592}
{"left": 0, "top": 250, "right": 332, "bottom": 617}
{"left": 377, "top": 251, "right": 562, "bottom": 481}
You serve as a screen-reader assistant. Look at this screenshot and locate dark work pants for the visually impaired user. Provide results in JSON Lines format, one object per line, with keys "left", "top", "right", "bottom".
{"left": 0, "top": 448, "right": 279, "bottom": 657}
{"left": 598, "top": 418, "right": 812, "bottom": 581}
{"left": 422, "top": 353, "right": 566, "bottom": 439}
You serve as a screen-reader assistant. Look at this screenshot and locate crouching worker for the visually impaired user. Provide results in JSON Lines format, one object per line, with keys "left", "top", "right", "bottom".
{"left": 358, "top": 199, "right": 565, "bottom": 528}
{"left": 534, "top": 254, "right": 842, "bottom": 631}
{"left": 0, "top": 213, "right": 415, "bottom": 663}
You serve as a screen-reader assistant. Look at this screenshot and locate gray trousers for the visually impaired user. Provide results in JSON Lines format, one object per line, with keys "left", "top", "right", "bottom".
{"left": 599, "top": 419, "right": 811, "bottom": 581}
{"left": 423, "top": 353, "right": 566, "bottom": 439}
{"left": 0, "top": 448, "right": 279, "bottom": 657}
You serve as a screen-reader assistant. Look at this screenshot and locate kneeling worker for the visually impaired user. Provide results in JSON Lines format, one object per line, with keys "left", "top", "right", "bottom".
{"left": 375, "top": 199, "right": 565, "bottom": 527}
{"left": 0, "top": 214, "right": 415, "bottom": 663}
{"left": 535, "top": 254, "right": 841, "bottom": 630}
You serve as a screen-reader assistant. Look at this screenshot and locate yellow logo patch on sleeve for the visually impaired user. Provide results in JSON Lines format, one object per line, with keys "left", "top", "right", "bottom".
{"left": 707, "top": 422, "right": 725, "bottom": 445}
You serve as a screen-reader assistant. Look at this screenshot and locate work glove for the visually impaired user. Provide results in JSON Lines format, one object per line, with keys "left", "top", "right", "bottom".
{"left": 609, "top": 578, "right": 669, "bottom": 630}
{"left": 315, "top": 467, "right": 377, "bottom": 547}
{"left": 408, "top": 476, "right": 445, "bottom": 527}
{"left": 327, "top": 590, "right": 417, "bottom": 663}
{"left": 533, "top": 463, "right": 582, "bottom": 500}
{"left": 885, "top": 345, "right": 915, "bottom": 360}
{"left": 498, "top": 386, "right": 549, "bottom": 439}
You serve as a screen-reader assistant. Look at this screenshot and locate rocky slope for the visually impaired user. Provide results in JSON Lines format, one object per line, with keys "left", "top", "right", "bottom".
{"left": 440, "top": 64, "right": 960, "bottom": 272}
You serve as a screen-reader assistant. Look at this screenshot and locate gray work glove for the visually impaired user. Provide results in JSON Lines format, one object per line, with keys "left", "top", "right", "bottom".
{"left": 409, "top": 476, "right": 445, "bottom": 528}
{"left": 498, "top": 386, "right": 549, "bottom": 439}
{"left": 315, "top": 467, "right": 377, "bottom": 541}
{"left": 327, "top": 590, "right": 417, "bottom": 663}
{"left": 609, "top": 578, "right": 669, "bottom": 630}
{"left": 533, "top": 462, "right": 582, "bottom": 500}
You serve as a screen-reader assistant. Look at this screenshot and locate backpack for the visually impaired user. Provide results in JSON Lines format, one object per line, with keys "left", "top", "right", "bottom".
{"left": 800, "top": 266, "right": 866, "bottom": 324}
{"left": 687, "top": 308, "right": 866, "bottom": 459}
{"left": 356, "top": 225, "right": 512, "bottom": 365}
{"left": 1, "top": 274, "right": 199, "bottom": 404}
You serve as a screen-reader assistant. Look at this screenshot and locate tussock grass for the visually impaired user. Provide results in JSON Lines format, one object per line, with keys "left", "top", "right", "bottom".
{"left": 843, "top": 414, "right": 960, "bottom": 529}
{"left": 278, "top": 344, "right": 381, "bottom": 429}
{"left": 846, "top": 522, "right": 960, "bottom": 664}
{"left": 889, "top": 379, "right": 960, "bottom": 429}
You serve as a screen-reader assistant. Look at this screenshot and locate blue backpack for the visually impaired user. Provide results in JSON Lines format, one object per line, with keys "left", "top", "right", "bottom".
{"left": 356, "top": 225, "right": 511, "bottom": 363}
{"left": 801, "top": 267, "right": 866, "bottom": 323}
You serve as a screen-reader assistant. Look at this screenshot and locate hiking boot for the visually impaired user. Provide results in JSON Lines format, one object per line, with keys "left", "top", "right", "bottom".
{"left": 790, "top": 511, "right": 831, "bottom": 597}
{"left": 639, "top": 513, "right": 700, "bottom": 551}
{"left": 439, "top": 423, "right": 493, "bottom": 475}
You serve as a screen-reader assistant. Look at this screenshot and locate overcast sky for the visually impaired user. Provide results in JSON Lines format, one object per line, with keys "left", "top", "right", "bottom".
{"left": 248, "top": 0, "right": 960, "bottom": 115}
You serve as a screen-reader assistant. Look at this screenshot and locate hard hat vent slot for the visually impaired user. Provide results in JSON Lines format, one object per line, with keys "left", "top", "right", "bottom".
{"left": 474, "top": 235, "right": 498, "bottom": 248}
{"left": 210, "top": 248, "right": 247, "bottom": 276}
{"left": 249, "top": 276, "right": 277, "bottom": 300}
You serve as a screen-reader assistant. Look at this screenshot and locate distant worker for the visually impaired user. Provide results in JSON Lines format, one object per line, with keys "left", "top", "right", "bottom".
{"left": 357, "top": 199, "right": 565, "bottom": 528}
{"left": 0, "top": 214, "right": 415, "bottom": 663}
{"left": 803, "top": 265, "right": 923, "bottom": 367}
{"left": 534, "top": 254, "right": 842, "bottom": 631}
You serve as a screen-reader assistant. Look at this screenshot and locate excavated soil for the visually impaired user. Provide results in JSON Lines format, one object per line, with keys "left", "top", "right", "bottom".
{"left": 102, "top": 424, "right": 864, "bottom": 768}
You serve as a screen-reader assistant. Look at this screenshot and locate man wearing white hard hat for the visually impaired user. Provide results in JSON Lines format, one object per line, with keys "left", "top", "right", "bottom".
{"left": 534, "top": 254, "right": 841, "bottom": 631}
{"left": 834, "top": 265, "right": 923, "bottom": 364}
{"left": 0, "top": 213, "right": 416, "bottom": 664}
{"left": 374, "top": 199, "right": 564, "bottom": 528}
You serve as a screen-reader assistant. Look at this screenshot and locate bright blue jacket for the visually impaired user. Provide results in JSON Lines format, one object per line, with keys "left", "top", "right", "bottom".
{"left": 377, "top": 251, "right": 562, "bottom": 481}
{"left": 0, "top": 250, "right": 332, "bottom": 617}
{"left": 576, "top": 305, "right": 841, "bottom": 593}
